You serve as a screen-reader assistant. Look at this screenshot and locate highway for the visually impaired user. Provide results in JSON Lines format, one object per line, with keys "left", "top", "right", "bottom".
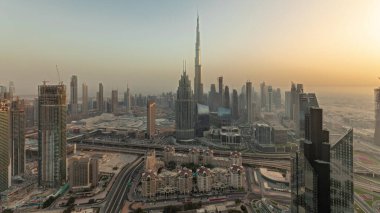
{"left": 104, "top": 157, "right": 144, "bottom": 213}
{"left": 76, "top": 144, "right": 291, "bottom": 170}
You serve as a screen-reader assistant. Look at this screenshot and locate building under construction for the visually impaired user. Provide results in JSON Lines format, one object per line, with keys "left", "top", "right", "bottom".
{"left": 375, "top": 88, "right": 380, "bottom": 146}
{"left": 38, "top": 83, "right": 67, "bottom": 188}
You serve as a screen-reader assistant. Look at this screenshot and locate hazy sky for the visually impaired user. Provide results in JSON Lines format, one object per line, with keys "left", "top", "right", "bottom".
{"left": 1, "top": 0, "right": 380, "bottom": 96}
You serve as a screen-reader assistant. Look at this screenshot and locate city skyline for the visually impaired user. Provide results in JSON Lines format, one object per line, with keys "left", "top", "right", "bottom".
{"left": 1, "top": 0, "right": 380, "bottom": 96}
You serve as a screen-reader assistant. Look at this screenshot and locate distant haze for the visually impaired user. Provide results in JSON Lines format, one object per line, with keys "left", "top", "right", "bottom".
{"left": 1, "top": 0, "right": 380, "bottom": 96}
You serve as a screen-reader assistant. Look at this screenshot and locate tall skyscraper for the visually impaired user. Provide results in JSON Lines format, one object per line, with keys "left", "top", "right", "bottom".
{"left": 9, "top": 81, "right": 15, "bottom": 100}
{"left": 294, "top": 91, "right": 319, "bottom": 137}
{"left": 291, "top": 107, "right": 353, "bottom": 212}
{"left": 111, "top": 90, "right": 118, "bottom": 113}
{"left": 246, "top": 81, "right": 253, "bottom": 124}
{"left": 285, "top": 91, "right": 292, "bottom": 118}
{"left": 11, "top": 99, "right": 25, "bottom": 176}
{"left": 290, "top": 83, "right": 297, "bottom": 120}
{"left": 208, "top": 84, "right": 217, "bottom": 112}
{"left": 70, "top": 75, "right": 78, "bottom": 115}
{"left": 260, "top": 82, "right": 266, "bottom": 110}
{"left": 266, "top": 86, "right": 273, "bottom": 112}
{"left": 0, "top": 100, "right": 11, "bottom": 192}
{"left": 194, "top": 14, "right": 204, "bottom": 104}
{"left": 218, "top": 76, "right": 223, "bottom": 107}
{"left": 82, "top": 83, "right": 88, "bottom": 115}
{"left": 124, "top": 84, "right": 131, "bottom": 112}
{"left": 175, "top": 66, "right": 194, "bottom": 141}
{"left": 374, "top": 87, "right": 380, "bottom": 146}
{"left": 232, "top": 89, "right": 239, "bottom": 120}
{"left": 38, "top": 83, "right": 67, "bottom": 188}
{"left": 98, "top": 83, "right": 104, "bottom": 113}
{"left": 147, "top": 100, "right": 156, "bottom": 139}
{"left": 223, "top": 86, "right": 230, "bottom": 109}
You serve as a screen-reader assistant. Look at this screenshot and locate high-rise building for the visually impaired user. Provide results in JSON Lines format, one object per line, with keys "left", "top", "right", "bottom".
{"left": 294, "top": 92, "right": 319, "bottom": 137}
{"left": 273, "top": 88, "right": 281, "bottom": 109}
{"left": 124, "top": 85, "right": 131, "bottom": 112}
{"left": 285, "top": 91, "right": 292, "bottom": 119}
{"left": 223, "top": 86, "right": 230, "bottom": 109}
{"left": 194, "top": 14, "right": 204, "bottom": 104}
{"left": 239, "top": 85, "right": 246, "bottom": 116}
{"left": 147, "top": 100, "right": 156, "bottom": 139}
{"left": 70, "top": 75, "right": 78, "bottom": 115}
{"left": 374, "top": 87, "right": 380, "bottom": 146}
{"left": 291, "top": 107, "right": 353, "bottom": 212}
{"left": 290, "top": 83, "right": 297, "bottom": 120}
{"left": 260, "top": 82, "right": 266, "bottom": 110}
{"left": 9, "top": 81, "right": 15, "bottom": 100}
{"left": 0, "top": 100, "right": 11, "bottom": 192}
{"left": 111, "top": 90, "right": 118, "bottom": 113}
{"left": 175, "top": 67, "right": 194, "bottom": 141}
{"left": 82, "top": 83, "right": 88, "bottom": 115}
{"left": 208, "top": 84, "right": 217, "bottom": 112}
{"left": 98, "top": 83, "right": 104, "bottom": 113}
{"left": 246, "top": 81, "right": 253, "bottom": 124}
{"left": 232, "top": 89, "right": 239, "bottom": 120}
{"left": 38, "top": 83, "right": 67, "bottom": 188}
{"left": 266, "top": 86, "right": 273, "bottom": 112}
{"left": 218, "top": 76, "right": 223, "bottom": 107}
{"left": 11, "top": 99, "right": 25, "bottom": 176}
{"left": 68, "top": 156, "right": 90, "bottom": 188}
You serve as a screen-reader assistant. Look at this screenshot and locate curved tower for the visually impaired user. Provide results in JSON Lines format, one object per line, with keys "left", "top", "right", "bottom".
{"left": 176, "top": 64, "right": 195, "bottom": 141}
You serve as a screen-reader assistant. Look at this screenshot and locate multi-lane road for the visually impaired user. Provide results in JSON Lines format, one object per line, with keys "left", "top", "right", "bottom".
{"left": 104, "top": 157, "right": 144, "bottom": 213}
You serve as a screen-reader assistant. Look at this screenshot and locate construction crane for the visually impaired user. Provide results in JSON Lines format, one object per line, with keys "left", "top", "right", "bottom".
{"left": 56, "top": 64, "right": 63, "bottom": 84}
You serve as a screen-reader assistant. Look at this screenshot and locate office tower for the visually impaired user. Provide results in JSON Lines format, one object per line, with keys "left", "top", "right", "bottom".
{"left": 239, "top": 85, "right": 246, "bottom": 115}
{"left": 11, "top": 99, "right": 25, "bottom": 176}
{"left": 232, "top": 89, "right": 239, "bottom": 120}
{"left": 223, "top": 86, "right": 230, "bottom": 109}
{"left": 0, "top": 100, "right": 11, "bottom": 192}
{"left": 266, "top": 86, "right": 273, "bottom": 112}
{"left": 291, "top": 107, "right": 353, "bottom": 212}
{"left": 97, "top": 83, "right": 104, "bottom": 112}
{"left": 9, "top": 81, "right": 15, "bottom": 100}
{"left": 290, "top": 83, "right": 296, "bottom": 120}
{"left": 208, "top": 84, "right": 217, "bottom": 112}
{"left": 111, "top": 90, "right": 118, "bottom": 113}
{"left": 218, "top": 76, "right": 223, "bottom": 107}
{"left": 285, "top": 91, "right": 292, "bottom": 118}
{"left": 70, "top": 75, "right": 78, "bottom": 115}
{"left": 194, "top": 14, "right": 204, "bottom": 104}
{"left": 246, "top": 81, "right": 253, "bottom": 124}
{"left": 0, "top": 86, "right": 7, "bottom": 99}
{"left": 273, "top": 88, "right": 281, "bottom": 108}
{"left": 38, "top": 83, "right": 67, "bottom": 188}
{"left": 68, "top": 156, "right": 90, "bottom": 188}
{"left": 175, "top": 66, "right": 194, "bottom": 141}
{"left": 294, "top": 91, "right": 319, "bottom": 137}
{"left": 82, "top": 83, "right": 88, "bottom": 115}
{"left": 147, "top": 100, "right": 156, "bottom": 139}
{"left": 260, "top": 82, "right": 266, "bottom": 110}
{"left": 124, "top": 85, "right": 131, "bottom": 112}
{"left": 374, "top": 87, "right": 380, "bottom": 145}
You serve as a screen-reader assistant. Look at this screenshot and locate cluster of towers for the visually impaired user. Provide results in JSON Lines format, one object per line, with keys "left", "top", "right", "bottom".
{"left": 68, "top": 76, "right": 131, "bottom": 117}
{"left": 175, "top": 15, "right": 261, "bottom": 141}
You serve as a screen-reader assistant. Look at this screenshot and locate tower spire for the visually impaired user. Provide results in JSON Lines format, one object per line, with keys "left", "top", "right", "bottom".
{"left": 194, "top": 13, "right": 203, "bottom": 104}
